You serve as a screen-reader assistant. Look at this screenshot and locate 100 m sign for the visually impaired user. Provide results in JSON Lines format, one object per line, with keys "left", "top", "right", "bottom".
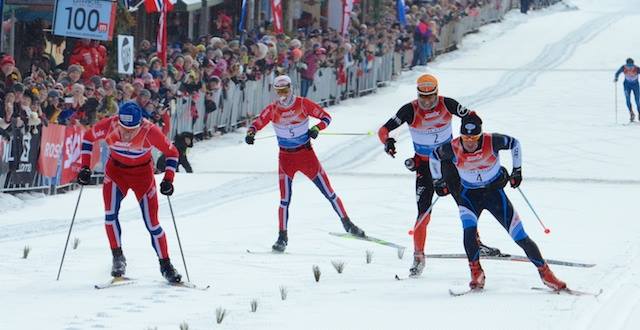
{"left": 64, "top": 7, "right": 105, "bottom": 32}
{"left": 52, "top": 0, "right": 116, "bottom": 41}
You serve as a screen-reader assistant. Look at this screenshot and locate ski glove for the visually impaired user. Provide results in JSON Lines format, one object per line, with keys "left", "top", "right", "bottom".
{"left": 384, "top": 138, "right": 397, "bottom": 158}
{"left": 510, "top": 167, "right": 522, "bottom": 188}
{"left": 433, "top": 179, "right": 450, "bottom": 196}
{"left": 308, "top": 125, "right": 320, "bottom": 139}
{"left": 160, "top": 180, "right": 174, "bottom": 196}
{"left": 77, "top": 166, "right": 92, "bottom": 185}
{"left": 245, "top": 130, "right": 256, "bottom": 145}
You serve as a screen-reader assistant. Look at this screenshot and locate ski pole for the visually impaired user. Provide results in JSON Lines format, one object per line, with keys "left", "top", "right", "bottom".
{"left": 56, "top": 185, "right": 84, "bottom": 281}
{"left": 516, "top": 187, "right": 550, "bottom": 234}
{"left": 408, "top": 195, "right": 440, "bottom": 235}
{"left": 614, "top": 82, "right": 618, "bottom": 124}
{"left": 320, "top": 131, "right": 374, "bottom": 136}
{"left": 167, "top": 196, "right": 190, "bottom": 282}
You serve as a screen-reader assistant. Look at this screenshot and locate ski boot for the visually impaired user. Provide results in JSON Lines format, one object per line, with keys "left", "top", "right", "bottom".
{"left": 341, "top": 217, "right": 366, "bottom": 238}
{"left": 469, "top": 261, "right": 486, "bottom": 290}
{"left": 479, "top": 242, "right": 503, "bottom": 257}
{"left": 631, "top": 112, "right": 636, "bottom": 122}
{"left": 538, "top": 264, "right": 566, "bottom": 290}
{"left": 409, "top": 252, "right": 426, "bottom": 277}
{"left": 111, "top": 248, "right": 127, "bottom": 277}
{"left": 159, "top": 258, "right": 182, "bottom": 283}
{"left": 272, "top": 230, "right": 288, "bottom": 253}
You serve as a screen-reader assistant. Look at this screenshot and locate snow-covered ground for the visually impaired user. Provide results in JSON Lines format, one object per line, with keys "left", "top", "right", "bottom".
{"left": 3, "top": 0, "right": 640, "bottom": 329}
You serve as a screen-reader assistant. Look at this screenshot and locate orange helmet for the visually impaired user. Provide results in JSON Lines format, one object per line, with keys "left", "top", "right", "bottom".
{"left": 416, "top": 74, "right": 438, "bottom": 96}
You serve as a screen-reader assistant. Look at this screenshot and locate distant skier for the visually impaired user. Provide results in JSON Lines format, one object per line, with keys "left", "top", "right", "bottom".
{"left": 78, "top": 102, "right": 182, "bottom": 283}
{"left": 377, "top": 74, "right": 501, "bottom": 277}
{"left": 245, "top": 75, "right": 366, "bottom": 252}
{"left": 614, "top": 58, "right": 640, "bottom": 122}
{"left": 429, "top": 112, "right": 567, "bottom": 291}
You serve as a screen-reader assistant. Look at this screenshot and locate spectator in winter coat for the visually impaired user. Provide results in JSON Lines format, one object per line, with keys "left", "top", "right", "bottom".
{"left": 156, "top": 132, "right": 194, "bottom": 173}
{"left": 0, "top": 55, "right": 21, "bottom": 89}
{"left": 300, "top": 48, "right": 320, "bottom": 97}
{"left": 411, "top": 16, "right": 431, "bottom": 68}
{"left": 69, "top": 39, "right": 102, "bottom": 81}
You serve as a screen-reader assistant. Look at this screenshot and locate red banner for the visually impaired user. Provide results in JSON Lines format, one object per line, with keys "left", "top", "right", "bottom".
{"left": 37, "top": 124, "right": 66, "bottom": 177}
{"left": 271, "top": 0, "right": 284, "bottom": 34}
{"left": 60, "top": 125, "right": 85, "bottom": 185}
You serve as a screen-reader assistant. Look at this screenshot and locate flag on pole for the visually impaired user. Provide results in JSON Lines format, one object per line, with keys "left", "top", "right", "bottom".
{"left": 239, "top": 0, "right": 248, "bottom": 32}
{"left": 341, "top": 0, "right": 353, "bottom": 36}
{"left": 144, "top": 0, "right": 173, "bottom": 13}
{"left": 144, "top": 0, "right": 175, "bottom": 67}
{"left": 271, "top": 0, "right": 284, "bottom": 34}
{"left": 397, "top": 0, "right": 407, "bottom": 27}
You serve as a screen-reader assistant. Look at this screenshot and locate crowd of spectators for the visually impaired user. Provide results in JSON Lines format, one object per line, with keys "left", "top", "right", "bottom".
{"left": 0, "top": 0, "right": 514, "bottom": 146}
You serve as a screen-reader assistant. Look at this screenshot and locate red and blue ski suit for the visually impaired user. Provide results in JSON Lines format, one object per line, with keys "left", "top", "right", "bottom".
{"left": 82, "top": 117, "right": 179, "bottom": 259}
{"left": 249, "top": 96, "right": 349, "bottom": 231}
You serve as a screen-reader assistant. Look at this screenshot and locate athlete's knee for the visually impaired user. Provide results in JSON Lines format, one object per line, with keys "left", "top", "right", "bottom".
{"left": 459, "top": 206, "right": 478, "bottom": 229}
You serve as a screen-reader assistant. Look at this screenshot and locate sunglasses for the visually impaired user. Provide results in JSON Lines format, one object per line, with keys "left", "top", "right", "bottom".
{"left": 461, "top": 134, "right": 481, "bottom": 142}
{"left": 418, "top": 93, "right": 436, "bottom": 99}
{"left": 86, "top": 88, "right": 95, "bottom": 91}
{"left": 275, "top": 87, "right": 290, "bottom": 95}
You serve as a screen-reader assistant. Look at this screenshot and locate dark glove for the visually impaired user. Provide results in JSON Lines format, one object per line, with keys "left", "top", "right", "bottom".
{"left": 433, "top": 179, "right": 450, "bottom": 196}
{"left": 245, "top": 130, "right": 255, "bottom": 145}
{"left": 77, "top": 166, "right": 92, "bottom": 185}
{"left": 160, "top": 180, "right": 174, "bottom": 196}
{"left": 384, "top": 138, "right": 396, "bottom": 158}
{"left": 509, "top": 167, "right": 522, "bottom": 188}
{"left": 308, "top": 125, "right": 320, "bottom": 139}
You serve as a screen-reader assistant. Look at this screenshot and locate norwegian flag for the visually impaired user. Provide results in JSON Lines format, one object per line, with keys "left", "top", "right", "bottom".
{"left": 144, "top": 0, "right": 174, "bottom": 13}
{"left": 144, "top": 0, "right": 175, "bottom": 67}
{"left": 271, "top": 0, "right": 284, "bottom": 34}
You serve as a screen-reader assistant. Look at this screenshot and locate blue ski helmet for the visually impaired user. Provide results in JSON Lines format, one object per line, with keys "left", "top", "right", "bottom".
{"left": 118, "top": 102, "right": 143, "bottom": 128}
{"left": 627, "top": 58, "right": 634, "bottom": 66}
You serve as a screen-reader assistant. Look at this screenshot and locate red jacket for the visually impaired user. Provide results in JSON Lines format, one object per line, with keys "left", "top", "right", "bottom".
{"left": 69, "top": 44, "right": 102, "bottom": 80}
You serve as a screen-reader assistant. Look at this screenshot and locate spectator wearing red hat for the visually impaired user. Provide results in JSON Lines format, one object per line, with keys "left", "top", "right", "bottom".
{"left": 0, "top": 55, "right": 21, "bottom": 89}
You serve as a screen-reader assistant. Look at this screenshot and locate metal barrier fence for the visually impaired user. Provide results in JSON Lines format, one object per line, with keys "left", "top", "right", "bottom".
{"left": 2, "top": 0, "right": 550, "bottom": 194}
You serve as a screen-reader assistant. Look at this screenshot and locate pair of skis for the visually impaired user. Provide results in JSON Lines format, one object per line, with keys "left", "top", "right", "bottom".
{"left": 94, "top": 276, "right": 209, "bottom": 291}
{"left": 331, "top": 232, "right": 603, "bottom": 297}
{"left": 448, "top": 287, "right": 603, "bottom": 297}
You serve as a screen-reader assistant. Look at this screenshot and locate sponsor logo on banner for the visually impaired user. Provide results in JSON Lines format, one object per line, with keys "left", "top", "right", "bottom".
{"left": 38, "top": 124, "right": 66, "bottom": 177}
{"left": 117, "top": 35, "right": 134, "bottom": 74}
{"left": 8, "top": 131, "right": 41, "bottom": 185}
{"left": 61, "top": 125, "right": 84, "bottom": 185}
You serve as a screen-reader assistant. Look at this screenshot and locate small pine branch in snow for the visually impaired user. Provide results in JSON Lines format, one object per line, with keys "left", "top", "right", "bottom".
{"left": 179, "top": 322, "right": 189, "bottom": 330}
{"left": 73, "top": 237, "right": 80, "bottom": 250}
{"left": 215, "top": 307, "right": 227, "bottom": 324}
{"left": 250, "top": 299, "right": 258, "bottom": 312}
{"left": 331, "top": 260, "right": 346, "bottom": 274}
{"left": 279, "top": 286, "right": 288, "bottom": 300}
{"left": 313, "top": 265, "right": 321, "bottom": 282}
{"left": 22, "top": 245, "right": 30, "bottom": 259}
{"left": 366, "top": 250, "right": 373, "bottom": 264}
{"left": 397, "top": 247, "right": 405, "bottom": 260}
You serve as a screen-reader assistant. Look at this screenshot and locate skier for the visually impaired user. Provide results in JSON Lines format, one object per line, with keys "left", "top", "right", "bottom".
{"left": 77, "top": 102, "right": 182, "bottom": 283}
{"left": 377, "top": 74, "right": 501, "bottom": 277}
{"left": 245, "top": 75, "right": 366, "bottom": 252}
{"left": 429, "top": 112, "right": 567, "bottom": 291}
{"left": 615, "top": 58, "right": 640, "bottom": 122}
